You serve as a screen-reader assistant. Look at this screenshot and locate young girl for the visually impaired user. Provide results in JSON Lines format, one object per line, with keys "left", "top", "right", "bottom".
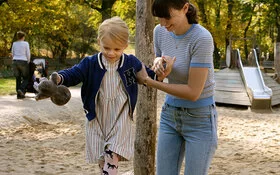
{"left": 53, "top": 17, "right": 174, "bottom": 175}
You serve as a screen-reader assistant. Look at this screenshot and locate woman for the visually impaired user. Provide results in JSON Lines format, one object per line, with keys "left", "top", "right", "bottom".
{"left": 11, "top": 31, "right": 30, "bottom": 99}
{"left": 137, "top": 0, "right": 218, "bottom": 174}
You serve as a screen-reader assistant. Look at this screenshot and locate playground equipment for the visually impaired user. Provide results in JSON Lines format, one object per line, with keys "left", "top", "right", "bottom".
{"left": 215, "top": 48, "right": 279, "bottom": 109}
{"left": 237, "top": 49, "right": 272, "bottom": 108}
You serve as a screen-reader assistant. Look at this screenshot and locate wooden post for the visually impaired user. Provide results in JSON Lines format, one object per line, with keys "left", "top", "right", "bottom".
{"left": 274, "top": 42, "right": 280, "bottom": 83}
{"left": 134, "top": 0, "right": 157, "bottom": 174}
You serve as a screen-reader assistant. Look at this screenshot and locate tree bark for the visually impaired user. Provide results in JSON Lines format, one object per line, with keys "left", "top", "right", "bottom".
{"left": 274, "top": 18, "right": 280, "bottom": 83}
{"left": 225, "top": 0, "right": 233, "bottom": 49}
{"left": 197, "top": 0, "right": 208, "bottom": 24}
{"left": 243, "top": 9, "right": 254, "bottom": 60}
{"left": 274, "top": 42, "right": 280, "bottom": 83}
{"left": 87, "top": 0, "right": 116, "bottom": 21}
{"left": 100, "top": 0, "right": 116, "bottom": 21}
{"left": 134, "top": 0, "right": 157, "bottom": 174}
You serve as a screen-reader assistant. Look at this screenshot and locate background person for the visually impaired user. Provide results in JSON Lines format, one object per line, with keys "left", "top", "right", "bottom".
{"left": 11, "top": 31, "right": 30, "bottom": 99}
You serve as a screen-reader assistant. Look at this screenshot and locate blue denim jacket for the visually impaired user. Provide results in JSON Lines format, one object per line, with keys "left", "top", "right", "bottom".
{"left": 58, "top": 52, "right": 156, "bottom": 121}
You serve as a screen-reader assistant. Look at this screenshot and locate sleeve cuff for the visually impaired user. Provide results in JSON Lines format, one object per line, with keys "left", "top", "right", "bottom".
{"left": 58, "top": 74, "right": 64, "bottom": 85}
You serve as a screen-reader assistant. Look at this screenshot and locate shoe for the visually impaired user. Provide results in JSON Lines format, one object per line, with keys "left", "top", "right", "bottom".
{"left": 17, "top": 90, "right": 25, "bottom": 99}
{"left": 17, "top": 95, "right": 25, "bottom": 99}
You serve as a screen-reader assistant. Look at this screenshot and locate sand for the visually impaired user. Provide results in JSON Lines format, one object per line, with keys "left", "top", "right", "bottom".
{"left": 0, "top": 87, "right": 280, "bottom": 175}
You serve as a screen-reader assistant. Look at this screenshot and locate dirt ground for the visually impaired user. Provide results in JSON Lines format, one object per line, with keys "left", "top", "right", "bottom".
{"left": 0, "top": 87, "right": 280, "bottom": 175}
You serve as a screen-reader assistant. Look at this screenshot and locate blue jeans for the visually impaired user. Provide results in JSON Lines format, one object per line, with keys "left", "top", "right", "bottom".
{"left": 156, "top": 103, "right": 218, "bottom": 175}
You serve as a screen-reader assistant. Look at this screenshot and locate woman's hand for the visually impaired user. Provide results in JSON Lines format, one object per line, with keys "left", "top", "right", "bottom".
{"left": 162, "top": 55, "right": 176, "bottom": 77}
{"left": 152, "top": 56, "right": 176, "bottom": 81}
{"left": 152, "top": 57, "right": 165, "bottom": 75}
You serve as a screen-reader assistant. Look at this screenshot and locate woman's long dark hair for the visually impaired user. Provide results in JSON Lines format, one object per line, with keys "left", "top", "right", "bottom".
{"left": 151, "top": 0, "right": 198, "bottom": 24}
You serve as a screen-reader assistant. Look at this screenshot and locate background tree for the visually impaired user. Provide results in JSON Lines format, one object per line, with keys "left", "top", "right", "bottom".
{"left": 83, "top": 0, "right": 117, "bottom": 21}
{"left": 112, "top": 0, "right": 136, "bottom": 40}
{"left": 134, "top": 0, "right": 156, "bottom": 174}
{"left": 225, "top": 0, "right": 234, "bottom": 50}
{"left": 239, "top": 2, "right": 256, "bottom": 60}
{"left": 69, "top": 4, "right": 100, "bottom": 59}
{"left": 1, "top": 0, "right": 280, "bottom": 79}
{"left": 261, "top": 0, "right": 280, "bottom": 82}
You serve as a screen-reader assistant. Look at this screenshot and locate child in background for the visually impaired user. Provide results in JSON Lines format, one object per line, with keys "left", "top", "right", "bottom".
{"left": 51, "top": 17, "right": 174, "bottom": 175}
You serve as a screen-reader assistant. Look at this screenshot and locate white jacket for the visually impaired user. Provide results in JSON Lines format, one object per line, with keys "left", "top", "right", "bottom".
{"left": 12, "top": 40, "right": 30, "bottom": 63}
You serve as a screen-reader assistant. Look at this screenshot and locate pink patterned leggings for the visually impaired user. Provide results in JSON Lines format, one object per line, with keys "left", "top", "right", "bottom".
{"left": 99, "top": 149, "right": 119, "bottom": 175}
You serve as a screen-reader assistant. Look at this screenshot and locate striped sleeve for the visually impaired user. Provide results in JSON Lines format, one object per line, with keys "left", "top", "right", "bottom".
{"left": 190, "top": 31, "right": 214, "bottom": 68}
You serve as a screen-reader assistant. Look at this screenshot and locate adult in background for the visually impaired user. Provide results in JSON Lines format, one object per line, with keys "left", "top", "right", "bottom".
{"left": 137, "top": 0, "right": 218, "bottom": 174}
{"left": 11, "top": 31, "right": 30, "bottom": 99}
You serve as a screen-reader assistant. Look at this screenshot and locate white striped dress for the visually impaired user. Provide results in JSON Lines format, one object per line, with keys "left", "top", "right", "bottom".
{"left": 85, "top": 55, "right": 135, "bottom": 163}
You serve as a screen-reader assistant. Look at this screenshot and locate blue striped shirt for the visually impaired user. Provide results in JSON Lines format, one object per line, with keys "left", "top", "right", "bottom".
{"left": 153, "top": 24, "right": 215, "bottom": 108}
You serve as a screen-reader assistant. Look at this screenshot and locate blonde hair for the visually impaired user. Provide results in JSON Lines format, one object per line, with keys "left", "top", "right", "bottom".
{"left": 98, "top": 16, "right": 129, "bottom": 45}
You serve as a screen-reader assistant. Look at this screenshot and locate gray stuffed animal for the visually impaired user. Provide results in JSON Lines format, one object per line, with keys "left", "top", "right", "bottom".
{"left": 34, "top": 72, "right": 71, "bottom": 106}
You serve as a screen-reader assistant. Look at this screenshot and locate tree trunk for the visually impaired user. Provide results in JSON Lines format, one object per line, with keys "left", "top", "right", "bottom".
{"left": 87, "top": 0, "right": 117, "bottom": 21}
{"left": 101, "top": 0, "right": 116, "bottom": 21}
{"left": 274, "top": 42, "right": 280, "bottom": 83}
{"left": 225, "top": 0, "right": 233, "bottom": 49}
{"left": 243, "top": 12, "right": 253, "bottom": 61}
{"left": 134, "top": 0, "right": 157, "bottom": 175}
{"left": 274, "top": 20, "right": 280, "bottom": 83}
{"left": 197, "top": 0, "right": 208, "bottom": 24}
{"left": 214, "top": 0, "right": 222, "bottom": 27}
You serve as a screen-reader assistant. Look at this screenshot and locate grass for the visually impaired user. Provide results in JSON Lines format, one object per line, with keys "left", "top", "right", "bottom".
{"left": 0, "top": 78, "right": 16, "bottom": 96}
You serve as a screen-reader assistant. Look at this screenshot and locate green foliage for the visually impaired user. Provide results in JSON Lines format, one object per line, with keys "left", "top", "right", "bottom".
{"left": 192, "top": 0, "right": 279, "bottom": 63}
{"left": 0, "top": 0, "right": 280, "bottom": 64}
{"left": 112, "top": 0, "right": 136, "bottom": 39}
{"left": 0, "top": 0, "right": 101, "bottom": 60}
